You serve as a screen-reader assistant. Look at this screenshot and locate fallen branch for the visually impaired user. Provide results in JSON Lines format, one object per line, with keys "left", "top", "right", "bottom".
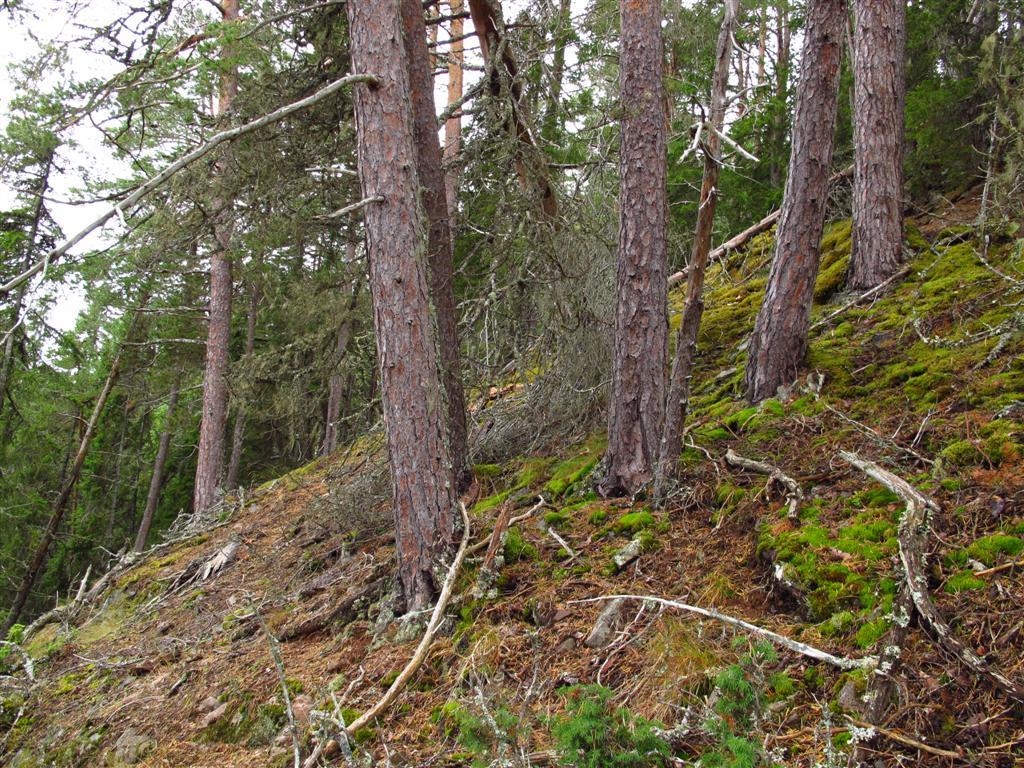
{"left": 839, "top": 451, "right": 1024, "bottom": 704}
{"left": 259, "top": 615, "right": 301, "bottom": 768}
{"left": 569, "top": 595, "right": 872, "bottom": 670}
{"left": 846, "top": 716, "right": 962, "bottom": 759}
{"left": 724, "top": 449, "right": 803, "bottom": 521}
{"left": 345, "top": 502, "right": 471, "bottom": 735}
{"left": 667, "top": 164, "right": 852, "bottom": 286}
{"left": 810, "top": 265, "right": 912, "bottom": 332}
{"left": 975, "top": 557, "right": 1024, "bottom": 577}
{"left": 546, "top": 527, "right": 577, "bottom": 562}
{"left": 1, "top": 72, "right": 380, "bottom": 295}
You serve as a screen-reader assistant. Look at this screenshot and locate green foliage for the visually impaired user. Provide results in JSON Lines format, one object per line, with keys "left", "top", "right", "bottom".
{"left": 966, "top": 534, "right": 1024, "bottom": 566}
{"left": 551, "top": 685, "right": 669, "bottom": 768}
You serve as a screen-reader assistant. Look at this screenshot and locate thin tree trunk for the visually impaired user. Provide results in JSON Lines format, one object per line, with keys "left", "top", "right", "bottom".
{"left": 104, "top": 401, "right": 130, "bottom": 542}
{"left": 655, "top": 0, "right": 738, "bottom": 495}
{"left": 225, "top": 280, "right": 258, "bottom": 490}
{"left": 443, "top": 0, "right": 465, "bottom": 218}
{"left": 600, "top": 0, "right": 668, "bottom": 498}
{"left": 134, "top": 380, "right": 180, "bottom": 553}
{"left": 847, "top": 0, "right": 906, "bottom": 290}
{"left": 743, "top": 0, "right": 846, "bottom": 403}
{"left": 2, "top": 320, "right": 137, "bottom": 633}
{"left": 542, "top": 0, "right": 572, "bottom": 142}
{"left": 322, "top": 263, "right": 359, "bottom": 457}
{"left": 194, "top": 0, "right": 240, "bottom": 514}
{"left": 347, "top": 0, "right": 458, "bottom": 612}
{"left": 402, "top": 0, "right": 470, "bottom": 489}
{"left": 770, "top": 1, "right": 791, "bottom": 187}
{"left": 469, "top": 0, "right": 559, "bottom": 220}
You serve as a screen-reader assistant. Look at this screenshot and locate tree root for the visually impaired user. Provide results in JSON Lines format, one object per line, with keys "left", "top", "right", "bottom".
{"left": 839, "top": 450, "right": 1024, "bottom": 704}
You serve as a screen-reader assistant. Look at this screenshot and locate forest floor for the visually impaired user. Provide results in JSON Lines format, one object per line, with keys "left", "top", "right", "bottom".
{"left": 3, "top": 189, "right": 1024, "bottom": 768}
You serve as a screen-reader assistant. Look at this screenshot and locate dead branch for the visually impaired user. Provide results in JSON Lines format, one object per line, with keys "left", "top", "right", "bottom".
{"left": 846, "top": 716, "right": 962, "bottom": 759}
{"left": 667, "top": 164, "right": 853, "bottom": 286}
{"left": 344, "top": 502, "right": 471, "bottom": 735}
{"left": 569, "top": 594, "right": 873, "bottom": 670}
{"left": 724, "top": 448, "right": 803, "bottom": 521}
{"left": 839, "top": 451, "right": 1024, "bottom": 704}
{"left": 975, "top": 557, "right": 1024, "bottom": 577}
{"left": 810, "top": 265, "right": 912, "bottom": 332}
{"left": 259, "top": 615, "right": 301, "bottom": 768}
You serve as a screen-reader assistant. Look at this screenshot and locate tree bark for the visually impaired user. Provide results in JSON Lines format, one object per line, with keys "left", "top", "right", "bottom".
{"left": 743, "top": 0, "right": 845, "bottom": 404}
{"left": 134, "top": 380, "right": 180, "bottom": 553}
{"left": 599, "top": 0, "right": 668, "bottom": 498}
{"left": 443, "top": 0, "right": 465, "bottom": 218}
{"left": 469, "top": 0, "right": 559, "bottom": 220}
{"left": 347, "top": 0, "right": 457, "bottom": 612}
{"left": 655, "top": 0, "right": 738, "bottom": 494}
{"left": 542, "top": 0, "right": 572, "bottom": 142}
{"left": 194, "top": 0, "right": 240, "bottom": 514}
{"left": 402, "top": 0, "right": 470, "bottom": 489}
{"left": 847, "top": 0, "right": 906, "bottom": 290}
{"left": 225, "top": 279, "right": 258, "bottom": 491}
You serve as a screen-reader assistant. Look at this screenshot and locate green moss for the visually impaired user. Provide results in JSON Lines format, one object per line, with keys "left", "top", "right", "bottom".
{"left": 544, "top": 436, "right": 606, "bottom": 499}
{"left": 966, "top": 534, "right": 1024, "bottom": 566}
{"left": 473, "top": 490, "right": 511, "bottom": 514}
{"left": 588, "top": 509, "right": 609, "bottom": 525}
{"left": 767, "top": 672, "right": 796, "bottom": 701}
{"left": 504, "top": 527, "right": 538, "bottom": 563}
{"left": 544, "top": 510, "right": 570, "bottom": 528}
{"left": 854, "top": 619, "right": 889, "bottom": 649}
{"left": 612, "top": 510, "right": 655, "bottom": 535}
{"left": 473, "top": 463, "right": 503, "bottom": 478}
{"left": 945, "top": 571, "right": 986, "bottom": 593}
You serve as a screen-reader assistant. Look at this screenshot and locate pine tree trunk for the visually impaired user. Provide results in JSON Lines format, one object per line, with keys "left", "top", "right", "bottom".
{"left": 134, "top": 381, "right": 180, "bottom": 553}
{"left": 542, "top": 0, "right": 571, "bottom": 142}
{"left": 194, "top": 0, "right": 240, "bottom": 513}
{"left": 743, "top": 0, "right": 845, "bottom": 404}
{"left": 600, "top": 0, "right": 668, "bottom": 498}
{"left": 347, "top": 0, "right": 457, "bottom": 613}
{"left": 847, "top": 0, "right": 906, "bottom": 290}
{"left": 225, "top": 281, "right": 258, "bottom": 491}
{"left": 443, "top": 0, "right": 465, "bottom": 217}
{"left": 655, "top": 0, "right": 738, "bottom": 495}
{"left": 769, "top": 2, "right": 791, "bottom": 187}
{"left": 402, "top": 0, "right": 470, "bottom": 489}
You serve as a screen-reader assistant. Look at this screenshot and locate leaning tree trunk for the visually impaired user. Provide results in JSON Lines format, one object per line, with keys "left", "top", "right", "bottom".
{"left": 469, "top": 0, "right": 559, "bottom": 220}
{"left": 347, "top": 0, "right": 457, "bottom": 613}
{"left": 847, "top": 0, "right": 906, "bottom": 290}
{"left": 743, "top": 0, "right": 845, "bottom": 404}
{"left": 443, "top": 0, "right": 465, "bottom": 218}
{"left": 402, "top": 0, "right": 470, "bottom": 489}
{"left": 599, "top": 0, "right": 668, "bottom": 498}
{"left": 193, "top": 0, "right": 240, "bottom": 514}
{"left": 655, "top": 0, "right": 738, "bottom": 496}
{"left": 134, "top": 380, "right": 180, "bottom": 553}
{"left": 2, "top": 318, "right": 138, "bottom": 633}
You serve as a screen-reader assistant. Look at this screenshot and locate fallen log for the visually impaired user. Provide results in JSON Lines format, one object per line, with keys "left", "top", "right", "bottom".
{"left": 839, "top": 451, "right": 1024, "bottom": 704}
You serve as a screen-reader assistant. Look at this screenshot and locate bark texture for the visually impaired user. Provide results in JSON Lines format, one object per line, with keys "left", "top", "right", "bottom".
{"left": 226, "top": 280, "right": 258, "bottom": 490}
{"left": 443, "top": 0, "right": 464, "bottom": 216}
{"left": 402, "top": 0, "right": 470, "bottom": 488}
{"left": 347, "top": 0, "right": 457, "bottom": 612}
{"left": 655, "top": 0, "right": 738, "bottom": 493}
{"left": 848, "top": 0, "right": 906, "bottom": 290}
{"left": 134, "top": 381, "right": 180, "bottom": 553}
{"left": 322, "top": 260, "right": 359, "bottom": 457}
{"left": 743, "top": 0, "right": 845, "bottom": 404}
{"left": 600, "top": 0, "right": 668, "bottom": 497}
{"left": 193, "top": 0, "right": 240, "bottom": 513}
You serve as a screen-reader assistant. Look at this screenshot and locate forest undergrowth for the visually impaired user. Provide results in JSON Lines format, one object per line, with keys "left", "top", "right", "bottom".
{"left": 2, "top": 189, "right": 1023, "bottom": 767}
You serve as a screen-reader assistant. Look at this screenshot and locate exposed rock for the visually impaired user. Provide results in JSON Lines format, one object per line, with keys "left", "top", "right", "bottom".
{"left": 584, "top": 597, "right": 624, "bottom": 649}
{"left": 198, "top": 696, "right": 220, "bottom": 712}
{"left": 613, "top": 538, "right": 642, "bottom": 569}
{"left": 291, "top": 693, "right": 313, "bottom": 724}
{"left": 112, "top": 728, "right": 156, "bottom": 765}
{"left": 201, "top": 701, "right": 229, "bottom": 727}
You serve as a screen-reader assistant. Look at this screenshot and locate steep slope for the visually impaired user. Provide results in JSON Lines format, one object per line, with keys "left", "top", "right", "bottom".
{"left": 3, "top": 190, "right": 1023, "bottom": 767}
